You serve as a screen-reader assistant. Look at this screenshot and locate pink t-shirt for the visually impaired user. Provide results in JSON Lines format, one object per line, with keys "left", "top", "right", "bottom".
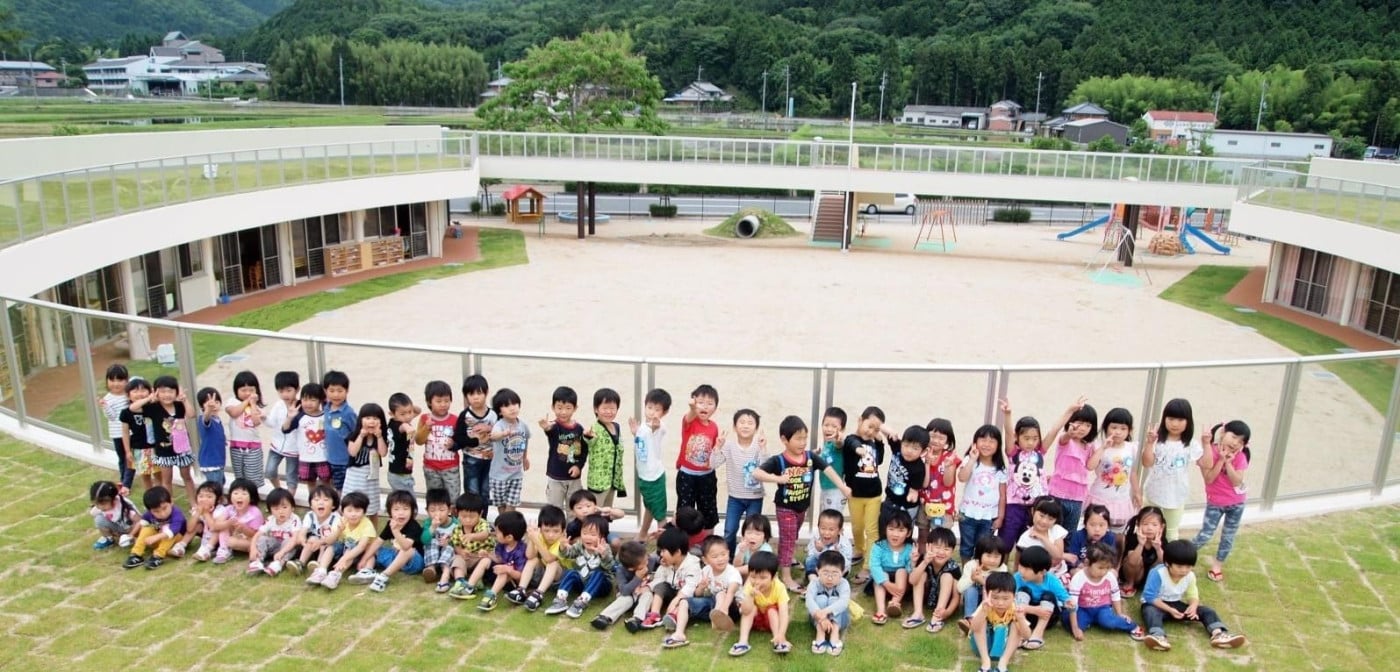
{"left": 1203, "top": 445, "right": 1250, "bottom": 506}
{"left": 1049, "top": 438, "right": 1092, "bottom": 501}
{"left": 1068, "top": 571, "right": 1120, "bottom": 609}
{"left": 217, "top": 503, "right": 265, "bottom": 534}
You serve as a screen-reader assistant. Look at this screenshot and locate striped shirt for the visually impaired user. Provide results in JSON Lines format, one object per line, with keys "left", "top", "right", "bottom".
{"left": 102, "top": 392, "right": 129, "bottom": 441}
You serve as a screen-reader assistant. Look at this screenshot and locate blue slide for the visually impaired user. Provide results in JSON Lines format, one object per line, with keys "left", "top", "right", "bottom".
{"left": 1056, "top": 214, "right": 1110, "bottom": 240}
{"left": 1177, "top": 207, "right": 1231, "bottom": 255}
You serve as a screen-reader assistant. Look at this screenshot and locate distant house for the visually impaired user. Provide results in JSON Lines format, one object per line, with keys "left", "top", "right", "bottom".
{"left": 479, "top": 76, "right": 512, "bottom": 101}
{"left": 1143, "top": 110, "right": 1217, "bottom": 146}
{"left": 988, "top": 100, "right": 1021, "bottom": 132}
{"left": 0, "top": 60, "right": 56, "bottom": 88}
{"left": 33, "top": 71, "right": 67, "bottom": 87}
{"left": 81, "top": 30, "right": 266, "bottom": 96}
{"left": 1061, "top": 118, "right": 1129, "bottom": 146}
{"left": 1043, "top": 102, "right": 1112, "bottom": 136}
{"left": 663, "top": 80, "right": 733, "bottom": 108}
{"left": 898, "top": 105, "right": 988, "bottom": 130}
{"left": 1192, "top": 129, "right": 1333, "bottom": 160}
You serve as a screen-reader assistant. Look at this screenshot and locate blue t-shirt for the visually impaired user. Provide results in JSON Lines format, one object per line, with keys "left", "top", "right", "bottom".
{"left": 1065, "top": 529, "right": 1118, "bottom": 567}
{"left": 196, "top": 415, "right": 227, "bottom": 470}
{"left": 1014, "top": 572, "right": 1070, "bottom": 607}
{"left": 322, "top": 402, "right": 357, "bottom": 466}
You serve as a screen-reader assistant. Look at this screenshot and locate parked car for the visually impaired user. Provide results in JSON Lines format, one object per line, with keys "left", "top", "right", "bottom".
{"left": 858, "top": 192, "right": 918, "bottom": 214}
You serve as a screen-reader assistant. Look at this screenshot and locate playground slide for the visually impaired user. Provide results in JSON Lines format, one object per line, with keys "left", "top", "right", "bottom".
{"left": 1182, "top": 224, "right": 1231, "bottom": 255}
{"left": 1056, "top": 214, "right": 1111, "bottom": 240}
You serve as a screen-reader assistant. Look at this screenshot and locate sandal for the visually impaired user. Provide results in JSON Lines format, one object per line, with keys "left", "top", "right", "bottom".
{"left": 811, "top": 640, "right": 829, "bottom": 654}
{"left": 773, "top": 642, "right": 792, "bottom": 655}
{"left": 1021, "top": 638, "right": 1045, "bottom": 651}
{"left": 661, "top": 636, "right": 689, "bottom": 649}
{"left": 728, "top": 643, "right": 751, "bottom": 657}
{"left": 871, "top": 612, "right": 888, "bottom": 626}
{"left": 1120, "top": 586, "right": 1136, "bottom": 598}
{"left": 901, "top": 615, "right": 926, "bottom": 629}
{"left": 828, "top": 641, "right": 844, "bottom": 657}
{"left": 1207, "top": 568, "right": 1224, "bottom": 582}
{"left": 926, "top": 619, "right": 946, "bottom": 634}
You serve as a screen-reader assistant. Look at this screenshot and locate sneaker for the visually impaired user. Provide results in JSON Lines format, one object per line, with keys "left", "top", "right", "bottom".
{"left": 449, "top": 580, "right": 475, "bottom": 600}
{"left": 285, "top": 559, "right": 304, "bottom": 576}
{"left": 246, "top": 560, "right": 265, "bottom": 576}
{"left": 505, "top": 588, "right": 527, "bottom": 605}
{"left": 307, "top": 560, "right": 320, "bottom": 574}
{"left": 1211, "top": 631, "right": 1246, "bottom": 649}
{"left": 145, "top": 556, "right": 164, "bottom": 570}
{"left": 1130, "top": 626, "right": 1146, "bottom": 641}
{"left": 348, "top": 568, "right": 378, "bottom": 585}
{"left": 640, "top": 612, "right": 663, "bottom": 630}
{"left": 193, "top": 545, "right": 212, "bottom": 562}
{"left": 1144, "top": 634, "right": 1171, "bottom": 651}
{"left": 213, "top": 548, "right": 232, "bottom": 565}
{"left": 123, "top": 554, "right": 144, "bottom": 570}
{"left": 545, "top": 596, "right": 570, "bottom": 615}
{"left": 369, "top": 573, "right": 389, "bottom": 593}
{"left": 422, "top": 566, "right": 439, "bottom": 585}
{"left": 118, "top": 534, "right": 133, "bottom": 548}
{"left": 478, "top": 594, "right": 498, "bottom": 611}
{"left": 566, "top": 597, "right": 589, "bottom": 619}
{"left": 322, "top": 570, "right": 343, "bottom": 590}
{"left": 662, "top": 612, "right": 678, "bottom": 631}
{"left": 524, "top": 591, "right": 544, "bottom": 612}
{"left": 168, "top": 541, "right": 187, "bottom": 559}
{"left": 624, "top": 617, "right": 643, "bottom": 634}
{"left": 305, "top": 568, "right": 328, "bottom": 586}
{"left": 266, "top": 560, "right": 284, "bottom": 577}
{"left": 591, "top": 615, "right": 612, "bottom": 631}
{"left": 93, "top": 537, "right": 116, "bottom": 550}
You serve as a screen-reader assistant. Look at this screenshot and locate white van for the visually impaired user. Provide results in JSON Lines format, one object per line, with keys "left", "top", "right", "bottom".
{"left": 858, "top": 193, "right": 917, "bottom": 214}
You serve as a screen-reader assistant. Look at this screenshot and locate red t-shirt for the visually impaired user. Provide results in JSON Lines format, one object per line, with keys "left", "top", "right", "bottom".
{"left": 421, "top": 413, "right": 459, "bottom": 471}
{"left": 919, "top": 451, "right": 960, "bottom": 522}
{"left": 676, "top": 416, "right": 719, "bottom": 473}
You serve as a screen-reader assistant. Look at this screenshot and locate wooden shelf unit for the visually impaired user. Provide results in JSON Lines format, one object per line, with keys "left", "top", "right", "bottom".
{"left": 325, "top": 237, "right": 406, "bottom": 276}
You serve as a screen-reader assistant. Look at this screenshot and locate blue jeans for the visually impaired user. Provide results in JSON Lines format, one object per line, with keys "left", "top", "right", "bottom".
{"left": 1055, "top": 498, "right": 1083, "bottom": 533}
{"left": 1192, "top": 503, "right": 1244, "bottom": 563}
{"left": 958, "top": 517, "right": 996, "bottom": 560}
{"left": 330, "top": 463, "right": 348, "bottom": 493}
{"left": 724, "top": 496, "right": 764, "bottom": 553}
{"left": 557, "top": 569, "right": 611, "bottom": 600}
{"left": 112, "top": 438, "right": 134, "bottom": 490}
{"left": 462, "top": 456, "right": 491, "bottom": 507}
{"left": 200, "top": 469, "right": 225, "bottom": 485}
{"left": 1067, "top": 604, "right": 1137, "bottom": 633}
{"left": 962, "top": 585, "right": 982, "bottom": 618}
{"left": 373, "top": 547, "right": 425, "bottom": 575}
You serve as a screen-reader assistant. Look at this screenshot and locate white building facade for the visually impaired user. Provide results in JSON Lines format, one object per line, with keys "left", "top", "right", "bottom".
{"left": 1196, "top": 129, "right": 1333, "bottom": 160}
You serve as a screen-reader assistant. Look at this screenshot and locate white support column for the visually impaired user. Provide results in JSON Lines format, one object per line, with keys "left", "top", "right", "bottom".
{"left": 1338, "top": 261, "right": 1363, "bottom": 328}
{"left": 350, "top": 210, "right": 367, "bottom": 242}
{"left": 427, "top": 200, "right": 445, "bottom": 258}
{"left": 200, "top": 237, "right": 218, "bottom": 303}
{"left": 1262, "top": 242, "right": 1283, "bottom": 304}
{"left": 117, "top": 258, "right": 151, "bottom": 361}
{"left": 278, "top": 222, "right": 295, "bottom": 287}
{"left": 37, "top": 288, "right": 61, "bottom": 368}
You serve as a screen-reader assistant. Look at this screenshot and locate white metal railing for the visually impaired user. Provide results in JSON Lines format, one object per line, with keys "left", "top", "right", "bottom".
{"left": 2, "top": 294, "right": 1397, "bottom": 518}
{"left": 1239, "top": 166, "right": 1400, "bottom": 234}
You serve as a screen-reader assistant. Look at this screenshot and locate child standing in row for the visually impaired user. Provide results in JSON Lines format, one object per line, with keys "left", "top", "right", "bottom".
{"left": 264, "top": 372, "right": 300, "bottom": 492}
{"left": 541, "top": 386, "right": 587, "bottom": 512}
{"left": 1049, "top": 396, "right": 1096, "bottom": 534}
{"left": 321, "top": 371, "right": 357, "bottom": 493}
{"left": 1141, "top": 398, "right": 1205, "bottom": 540}
{"left": 99, "top": 365, "right": 133, "bottom": 490}
{"left": 631, "top": 388, "right": 672, "bottom": 541}
{"left": 344, "top": 403, "right": 387, "bottom": 522}
{"left": 1192, "top": 421, "right": 1252, "bottom": 582}
{"left": 225, "top": 371, "right": 266, "bottom": 487}
{"left": 675, "top": 385, "right": 721, "bottom": 533}
{"left": 419, "top": 380, "right": 461, "bottom": 501}
{"left": 715, "top": 409, "right": 766, "bottom": 554}
{"left": 584, "top": 388, "right": 626, "bottom": 507}
{"left": 132, "top": 376, "right": 198, "bottom": 506}
{"left": 754, "top": 416, "right": 850, "bottom": 592}
{"left": 454, "top": 375, "right": 496, "bottom": 506}
{"left": 999, "top": 399, "right": 1047, "bottom": 550}
{"left": 119, "top": 378, "right": 158, "bottom": 493}
{"left": 284, "top": 383, "right": 328, "bottom": 496}
{"left": 818, "top": 407, "right": 848, "bottom": 516}
{"left": 884, "top": 426, "right": 928, "bottom": 531}
{"left": 919, "top": 418, "right": 959, "bottom": 539}
{"left": 488, "top": 389, "right": 530, "bottom": 514}
{"left": 843, "top": 406, "right": 896, "bottom": 582}
{"left": 196, "top": 388, "right": 227, "bottom": 485}
{"left": 1086, "top": 407, "right": 1138, "bottom": 533}
{"left": 956, "top": 424, "right": 1007, "bottom": 562}
{"left": 386, "top": 393, "right": 419, "bottom": 494}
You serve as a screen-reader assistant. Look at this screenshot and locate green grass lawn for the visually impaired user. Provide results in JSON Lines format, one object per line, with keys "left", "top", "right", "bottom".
{"left": 1160, "top": 265, "right": 1396, "bottom": 413}
{"left": 40, "top": 228, "right": 527, "bottom": 435}
{"left": 1, "top": 434, "right": 1395, "bottom": 671}
{"left": 1251, "top": 188, "right": 1400, "bottom": 233}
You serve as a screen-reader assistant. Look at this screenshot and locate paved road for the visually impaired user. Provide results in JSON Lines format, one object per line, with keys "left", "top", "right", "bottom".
{"left": 448, "top": 195, "right": 1107, "bottom": 222}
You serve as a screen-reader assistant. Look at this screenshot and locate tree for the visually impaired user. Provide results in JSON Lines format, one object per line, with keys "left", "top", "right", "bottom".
{"left": 478, "top": 30, "right": 667, "bottom": 134}
{"left": 0, "top": 5, "right": 23, "bottom": 56}
{"left": 1086, "top": 135, "right": 1121, "bottom": 153}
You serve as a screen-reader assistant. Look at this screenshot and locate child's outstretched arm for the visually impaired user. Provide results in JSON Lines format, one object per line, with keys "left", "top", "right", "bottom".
{"left": 820, "top": 466, "right": 854, "bottom": 499}
{"left": 1049, "top": 395, "right": 1087, "bottom": 446}
{"left": 999, "top": 398, "right": 1017, "bottom": 453}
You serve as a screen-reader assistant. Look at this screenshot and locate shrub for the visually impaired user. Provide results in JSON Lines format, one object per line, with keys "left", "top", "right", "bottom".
{"left": 469, "top": 199, "right": 482, "bottom": 215}
{"left": 489, "top": 203, "right": 507, "bottom": 216}
{"left": 649, "top": 204, "right": 678, "bottom": 218}
{"left": 992, "top": 207, "right": 1032, "bottom": 223}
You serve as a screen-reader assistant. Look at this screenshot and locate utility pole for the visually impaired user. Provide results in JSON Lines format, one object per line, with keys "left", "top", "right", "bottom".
{"left": 28, "top": 47, "right": 36, "bottom": 97}
{"left": 878, "top": 70, "right": 887, "bottom": 125}
{"left": 761, "top": 69, "right": 768, "bottom": 114}
{"left": 1213, "top": 90, "right": 1221, "bottom": 119}
{"left": 697, "top": 65, "right": 703, "bottom": 82}
{"left": 848, "top": 82, "right": 857, "bottom": 143}
{"left": 1035, "top": 71, "right": 1044, "bottom": 116}
{"left": 783, "top": 65, "right": 791, "bottom": 118}
{"left": 338, "top": 55, "right": 345, "bottom": 107}
{"left": 1255, "top": 80, "right": 1267, "bottom": 131}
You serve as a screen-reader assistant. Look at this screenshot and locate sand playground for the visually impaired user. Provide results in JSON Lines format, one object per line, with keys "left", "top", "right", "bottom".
{"left": 194, "top": 217, "right": 1389, "bottom": 517}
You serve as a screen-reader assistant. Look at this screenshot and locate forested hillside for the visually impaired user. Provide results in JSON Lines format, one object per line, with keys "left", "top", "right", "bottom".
{"left": 8, "top": 0, "right": 290, "bottom": 42}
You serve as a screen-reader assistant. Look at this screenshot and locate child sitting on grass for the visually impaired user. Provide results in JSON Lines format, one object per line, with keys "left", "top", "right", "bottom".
{"left": 734, "top": 514, "right": 773, "bottom": 579}
{"left": 805, "top": 550, "right": 853, "bottom": 656}
{"left": 731, "top": 550, "right": 793, "bottom": 656}
{"left": 505, "top": 505, "right": 567, "bottom": 608}
{"left": 447, "top": 492, "right": 494, "bottom": 596}
{"left": 907, "top": 526, "right": 962, "bottom": 632}
{"left": 547, "top": 514, "right": 616, "bottom": 619}
{"left": 969, "top": 571, "right": 1031, "bottom": 672}
{"left": 124, "top": 486, "right": 186, "bottom": 570}
{"left": 1012, "top": 545, "right": 1070, "bottom": 651}
{"left": 359, "top": 490, "right": 426, "bottom": 592}
{"left": 1141, "top": 540, "right": 1247, "bottom": 651}
{"left": 868, "top": 509, "right": 916, "bottom": 624}
{"left": 420, "top": 488, "right": 459, "bottom": 592}
{"left": 638, "top": 527, "right": 702, "bottom": 632}
{"left": 247, "top": 488, "right": 300, "bottom": 577}
{"left": 89, "top": 480, "right": 139, "bottom": 550}
{"left": 476, "top": 511, "right": 529, "bottom": 611}
{"left": 316, "top": 492, "right": 376, "bottom": 590}
{"left": 663, "top": 535, "right": 741, "bottom": 649}
{"left": 804, "top": 508, "right": 853, "bottom": 584}
{"left": 295, "top": 485, "right": 341, "bottom": 581}
{"left": 1066, "top": 542, "right": 1143, "bottom": 641}
{"left": 956, "top": 534, "right": 1008, "bottom": 637}
{"left": 594, "top": 540, "right": 655, "bottom": 631}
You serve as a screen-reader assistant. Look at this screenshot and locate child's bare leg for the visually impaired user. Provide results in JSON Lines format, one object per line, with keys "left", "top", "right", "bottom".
{"left": 1002, "top": 619, "right": 1029, "bottom": 668}
{"left": 160, "top": 466, "right": 174, "bottom": 491}
{"left": 449, "top": 555, "right": 467, "bottom": 580}
{"left": 971, "top": 609, "right": 993, "bottom": 669}
{"left": 935, "top": 573, "right": 959, "bottom": 621}
{"left": 813, "top": 618, "right": 830, "bottom": 644}
{"left": 517, "top": 557, "right": 538, "bottom": 591}
{"left": 536, "top": 561, "right": 561, "bottom": 593}
{"left": 315, "top": 543, "right": 335, "bottom": 568}
{"left": 490, "top": 571, "right": 512, "bottom": 596}
{"left": 910, "top": 571, "right": 928, "bottom": 620}
{"left": 636, "top": 510, "right": 655, "bottom": 541}
{"left": 1029, "top": 603, "right": 1053, "bottom": 640}
{"left": 737, "top": 599, "right": 756, "bottom": 647}
{"left": 887, "top": 569, "right": 909, "bottom": 615}
{"left": 874, "top": 582, "right": 889, "bottom": 615}
{"left": 781, "top": 564, "right": 799, "bottom": 590}
{"left": 227, "top": 535, "right": 251, "bottom": 553}
{"left": 829, "top": 617, "right": 843, "bottom": 646}
{"left": 467, "top": 559, "right": 491, "bottom": 586}
{"left": 178, "top": 466, "right": 197, "bottom": 505}
{"left": 770, "top": 607, "right": 790, "bottom": 646}
{"left": 672, "top": 599, "right": 691, "bottom": 639}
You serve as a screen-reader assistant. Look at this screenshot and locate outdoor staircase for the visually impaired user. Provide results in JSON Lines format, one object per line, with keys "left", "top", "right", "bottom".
{"left": 811, "top": 191, "right": 848, "bottom": 245}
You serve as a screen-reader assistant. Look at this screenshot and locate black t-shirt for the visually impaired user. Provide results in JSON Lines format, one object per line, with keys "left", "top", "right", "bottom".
{"left": 544, "top": 422, "right": 588, "bottom": 481}
{"left": 119, "top": 407, "right": 151, "bottom": 450}
{"left": 842, "top": 434, "right": 885, "bottom": 499}
{"left": 885, "top": 454, "right": 927, "bottom": 504}
{"left": 386, "top": 419, "right": 411, "bottom": 475}
{"left": 350, "top": 434, "right": 378, "bottom": 468}
{"left": 144, "top": 401, "right": 186, "bottom": 457}
{"left": 380, "top": 518, "right": 425, "bottom": 554}
{"left": 759, "top": 450, "right": 830, "bottom": 511}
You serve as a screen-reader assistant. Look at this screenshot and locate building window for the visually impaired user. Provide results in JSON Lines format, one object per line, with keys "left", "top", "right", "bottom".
{"left": 1269, "top": 142, "right": 1282, "bottom": 148}
{"left": 1314, "top": 144, "right": 1326, "bottom": 150}
{"left": 176, "top": 242, "right": 201, "bottom": 277}
{"left": 1291, "top": 249, "right": 1333, "bottom": 315}
{"left": 1363, "top": 270, "right": 1400, "bottom": 342}
{"left": 1227, "top": 140, "right": 1238, "bottom": 146}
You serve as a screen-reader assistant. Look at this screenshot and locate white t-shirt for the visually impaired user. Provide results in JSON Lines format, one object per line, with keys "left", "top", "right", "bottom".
{"left": 1016, "top": 524, "right": 1068, "bottom": 551}
{"left": 102, "top": 392, "right": 129, "bottom": 441}
{"left": 635, "top": 424, "right": 667, "bottom": 483}
{"left": 259, "top": 515, "right": 301, "bottom": 542}
{"left": 227, "top": 401, "right": 264, "bottom": 444}
{"left": 302, "top": 511, "right": 341, "bottom": 540}
{"left": 1142, "top": 438, "right": 1204, "bottom": 508}
{"left": 960, "top": 462, "right": 1008, "bottom": 521}
{"left": 701, "top": 563, "right": 743, "bottom": 597}
{"left": 266, "top": 402, "right": 292, "bottom": 455}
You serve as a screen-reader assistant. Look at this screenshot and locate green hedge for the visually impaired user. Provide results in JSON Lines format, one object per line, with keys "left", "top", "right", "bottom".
{"left": 649, "top": 204, "right": 678, "bottom": 217}
{"left": 992, "top": 207, "right": 1032, "bottom": 223}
